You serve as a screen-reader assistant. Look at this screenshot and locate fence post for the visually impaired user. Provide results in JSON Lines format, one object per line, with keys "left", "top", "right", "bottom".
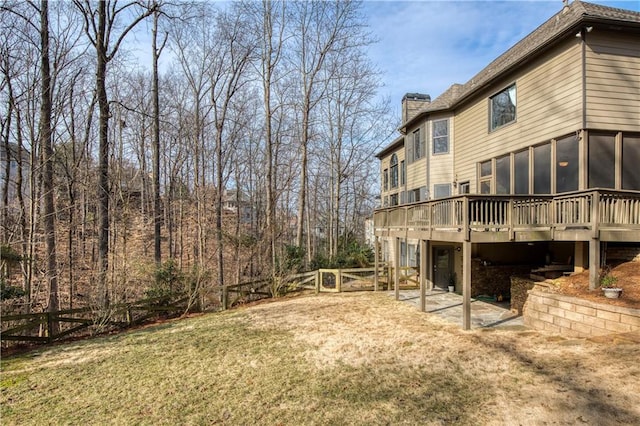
{"left": 47, "top": 312, "right": 53, "bottom": 343}
{"left": 222, "top": 285, "right": 228, "bottom": 310}
{"left": 336, "top": 269, "right": 342, "bottom": 293}
{"left": 374, "top": 237, "right": 380, "bottom": 292}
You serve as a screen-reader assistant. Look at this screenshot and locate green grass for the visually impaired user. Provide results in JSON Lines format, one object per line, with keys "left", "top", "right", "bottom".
{"left": 1, "top": 307, "right": 489, "bottom": 425}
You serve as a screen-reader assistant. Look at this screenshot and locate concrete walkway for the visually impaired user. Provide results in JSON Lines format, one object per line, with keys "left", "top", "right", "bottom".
{"left": 392, "top": 289, "right": 526, "bottom": 330}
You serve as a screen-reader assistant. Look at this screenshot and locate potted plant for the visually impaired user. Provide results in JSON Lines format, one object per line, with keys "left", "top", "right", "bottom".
{"left": 448, "top": 272, "right": 457, "bottom": 293}
{"left": 600, "top": 268, "right": 622, "bottom": 299}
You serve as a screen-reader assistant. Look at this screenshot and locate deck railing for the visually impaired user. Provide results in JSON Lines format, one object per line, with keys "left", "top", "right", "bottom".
{"left": 374, "top": 189, "right": 640, "bottom": 239}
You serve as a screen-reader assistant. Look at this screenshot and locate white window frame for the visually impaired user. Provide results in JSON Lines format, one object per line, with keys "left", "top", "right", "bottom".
{"left": 413, "top": 128, "right": 423, "bottom": 161}
{"left": 490, "top": 83, "right": 517, "bottom": 132}
{"left": 432, "top": 119, "right": 449, "bottom": 155}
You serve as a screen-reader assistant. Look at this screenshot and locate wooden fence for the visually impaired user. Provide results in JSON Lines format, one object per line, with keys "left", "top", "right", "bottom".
{"left": 1, "top": 294, "right": 189, "bottom": 344}
{"left": 2, "top": 266, "right": 392, "bottom": 346}
{"left": 222, "top": 266, "right": 390, "bottom": 307}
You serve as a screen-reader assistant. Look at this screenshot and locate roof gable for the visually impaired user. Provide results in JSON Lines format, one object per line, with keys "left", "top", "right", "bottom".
{"left": 401, "top": 1, "right": 640, "bottom": 129}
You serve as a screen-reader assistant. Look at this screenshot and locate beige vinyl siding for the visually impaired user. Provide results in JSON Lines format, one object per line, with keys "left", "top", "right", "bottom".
{"left": 455, "top": 38, "right": 583, "bottom": 192}
{"left": 430, "top": 115, "right": 454, "bottom": 195}
{"left": 585, "top": 31, "right": 640, "bottom": 131}
{"left": 406, "top": 157, "right": 427, "bottom": 189}
{"left": 405, "top": 121, "right": 427, "bottom": 190}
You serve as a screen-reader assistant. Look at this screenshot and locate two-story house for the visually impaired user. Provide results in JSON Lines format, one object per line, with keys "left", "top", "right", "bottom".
{"left": 374, "top": 1, "right": 640, "bottom": 329}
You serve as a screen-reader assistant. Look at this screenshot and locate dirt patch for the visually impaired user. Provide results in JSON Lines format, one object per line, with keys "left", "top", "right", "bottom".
{"left": 551, "top": 261, "right": 640, "bottom": 309}
{"left": 242, "top": 292, "right": 640, "bottom": 424}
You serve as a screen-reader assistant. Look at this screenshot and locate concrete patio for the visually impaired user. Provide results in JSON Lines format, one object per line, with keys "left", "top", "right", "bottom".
{"left": 393, "top": 289, "right": 526, "bottom": 330}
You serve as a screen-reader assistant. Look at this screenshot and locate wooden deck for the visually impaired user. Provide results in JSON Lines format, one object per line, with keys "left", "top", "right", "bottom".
{"left": 374, "top": 189, "right": 640, "bottom": 243}
{"left": 373, "top": 189, "right": 640, "bottom": 330}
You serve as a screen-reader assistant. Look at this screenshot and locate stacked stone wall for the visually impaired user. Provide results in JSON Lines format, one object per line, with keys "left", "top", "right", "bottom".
{"left": 471, "top": 260, "right": 531, "bottom": 298}
{"left": 510, "top": 276, "right": 536, "bottom": 315}
{"left": 523, "top": 289, "right": 640, "bottom": 338}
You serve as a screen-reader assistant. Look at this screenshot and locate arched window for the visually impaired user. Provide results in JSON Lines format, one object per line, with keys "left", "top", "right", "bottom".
{"left": 390, "top": 154, "right": 398, "bottom": 188}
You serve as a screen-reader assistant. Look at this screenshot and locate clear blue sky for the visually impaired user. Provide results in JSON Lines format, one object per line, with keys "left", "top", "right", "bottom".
{"left": 365, "top": 0, "right": 640, "bottom": 113}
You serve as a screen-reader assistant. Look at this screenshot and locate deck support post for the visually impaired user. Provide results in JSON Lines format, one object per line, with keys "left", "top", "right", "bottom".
{"left": 394, "top": 237, "right": 400, "bottom": 300}
{"left": 419, "top": 239, "right": 428, "bottom": 312}
{"left": 589, "top": 238, "right": 600, "bottom": 290}
{"left": 462, "top": 240, "right": 472, "bottom": 331}
{"left": 589, "top": 191, "right": 601, "bottom": 291}
{"left": 374, "top": 237, "right": 380, "bottom": 292}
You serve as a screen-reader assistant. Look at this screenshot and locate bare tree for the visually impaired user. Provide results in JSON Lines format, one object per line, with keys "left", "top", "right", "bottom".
{"left": 209, "top": 6, "right": 254, "bottom": 289}
{"left": 242, "top": 0, "right": 288, "bottom": 277}
{"left": 151, "top": 1, "right": 169, "bottom": 264}
{"left": 289, "top": 0, "right": 364, "bottom": 257}
{"left": 73, "top": 0, "right": 154, "bottom": 307}
{"left": 37, "top": 0, "right": 60, "bottom": 325}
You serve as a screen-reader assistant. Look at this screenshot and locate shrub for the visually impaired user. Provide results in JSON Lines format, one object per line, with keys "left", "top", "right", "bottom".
{"left": 0, "top": 279, "right": 26, "bottom": 300}
{"left": 599, "top": 266, "right": 619, "bottom": 288}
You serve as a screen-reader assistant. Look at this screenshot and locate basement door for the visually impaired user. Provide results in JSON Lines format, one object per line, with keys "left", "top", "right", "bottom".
{"left": 433, "top": 246, "right": 454, "bottom": 290}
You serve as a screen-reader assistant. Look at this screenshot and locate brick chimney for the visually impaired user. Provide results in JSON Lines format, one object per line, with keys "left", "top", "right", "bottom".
{"left": 402, "top": 93, "right": 431, "bottom": 124}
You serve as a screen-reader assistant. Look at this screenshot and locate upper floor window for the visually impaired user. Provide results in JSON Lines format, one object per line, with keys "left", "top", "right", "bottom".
{"left": 412, "top": 128, "right": 423, "bottom": 161}
{"left": 400, "top": 160, "right": 405, "bottom": 186}
{"left": 383, "top": 168, "right": 389, "bottom": 191}
{"left": 390, "top": 154, "right": 399, "bottom": 188}
{"left": 432, "top": 119, "right": 449, "bottom": 154}
{"left": 490, "top": 84, "right": 516, "bottom": 131}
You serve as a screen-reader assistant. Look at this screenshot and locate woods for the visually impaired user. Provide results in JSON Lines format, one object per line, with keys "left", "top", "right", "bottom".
{"left": 0, "top": 0, "right": 392, "bottom": 315}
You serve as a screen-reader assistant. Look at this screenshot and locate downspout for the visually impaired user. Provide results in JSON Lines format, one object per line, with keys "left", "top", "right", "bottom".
{"left": 580, "top": 27, "right": 587, "bottom": 131}
{"left": 426, "top": 121, "right": 431, "bottom": 200}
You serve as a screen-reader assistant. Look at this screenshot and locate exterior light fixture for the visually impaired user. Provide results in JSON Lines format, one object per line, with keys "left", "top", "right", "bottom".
{"left": 558, "top": 161, "right": 569, "bottom": 167}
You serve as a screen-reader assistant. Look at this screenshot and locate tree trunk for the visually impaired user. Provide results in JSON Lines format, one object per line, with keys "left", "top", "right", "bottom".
{"left": 39, "top": 0, "right": 59, "bottom": 330}
{"left": 95, "top": 0, "right": 110, "bottom": 307}
{"left": 152, "top": 7, "right": 163, "bottom": 265}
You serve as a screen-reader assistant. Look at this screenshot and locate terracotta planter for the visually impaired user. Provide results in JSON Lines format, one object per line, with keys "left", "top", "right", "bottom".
{"left": 602, "top": 288, "right": 622, "bottom": 299}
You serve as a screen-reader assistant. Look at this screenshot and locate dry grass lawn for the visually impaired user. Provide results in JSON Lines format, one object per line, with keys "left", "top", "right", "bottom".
{"left": 2, "top": 292, "right": 639, "bottom": 425}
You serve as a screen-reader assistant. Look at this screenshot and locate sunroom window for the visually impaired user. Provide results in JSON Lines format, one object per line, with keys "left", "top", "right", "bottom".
{"left": 490, "top": 84, "right": 516, "bottom": 131}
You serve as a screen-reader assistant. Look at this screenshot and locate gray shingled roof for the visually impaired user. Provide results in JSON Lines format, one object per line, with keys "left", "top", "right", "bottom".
{"left": 401, "top": 0, "right": 640, "bottom": 127}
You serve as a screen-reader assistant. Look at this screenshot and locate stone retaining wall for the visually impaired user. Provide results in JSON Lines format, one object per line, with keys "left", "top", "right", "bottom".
{"left": 523, "top": 289, "right": 640, "bottom": 338}
{"left": 472, "top": 260, "right": 531, "bottom": 298}
{"left": 510, "top": 276, "right": 536, "bottom": 315}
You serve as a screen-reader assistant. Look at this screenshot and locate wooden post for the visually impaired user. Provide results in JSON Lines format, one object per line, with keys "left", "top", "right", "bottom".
{"left": 426, "top": 240, "right": 434, "bottom": 292}
{"left": 336, "top": 269, "right": 342, "bottom": 293}
{"left": 47, "top": 312, "right": 53, "bottom": 343}
{"left": 589, "top": 191, "right": 601, "bottom": 291}
{"left": 394, "top": 237, "right": 400, "bottom": 301}
{"left": 222, "top": 285, "right": 228, "bottom": 310}
{"left": 462, "top": 240, "right": 472, "bottom": 330}
{"left": 420, "top": 239, "right": 427, "bottom": 312}
{"left": 589, "top": 239, "right": 600, "bottom": 291}
{"left": 508, "top": 199, "right": 515, "bottom": 241}
{"left": 374, "top": 237, "right": 380, "bottom": 292}
{"left": 315, "top": 270, "right": 320, "bottom": 294}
